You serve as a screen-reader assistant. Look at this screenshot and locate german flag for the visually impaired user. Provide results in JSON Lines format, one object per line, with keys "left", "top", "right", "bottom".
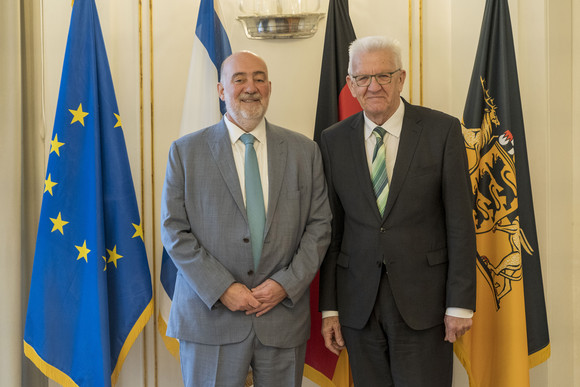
{"left": 306, "top": 0, "right": 358, "bottom": 385}
{"left": 454, "top": 1, "right": 550, "bottom": 386}
{"left": 312, "top": 0, "right": 360, "bottom": 144}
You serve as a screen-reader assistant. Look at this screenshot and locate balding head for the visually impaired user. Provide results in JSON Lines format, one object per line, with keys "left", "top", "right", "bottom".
{"left": 218, "top": 51, "right": 271, "bottom": 132}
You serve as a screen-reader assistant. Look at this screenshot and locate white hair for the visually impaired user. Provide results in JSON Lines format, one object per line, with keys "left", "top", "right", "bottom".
{"left": 348, "top": 36, "right": 403, "bottom": 74}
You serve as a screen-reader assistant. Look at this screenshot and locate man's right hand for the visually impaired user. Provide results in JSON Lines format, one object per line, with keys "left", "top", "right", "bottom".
{"left": 321, "top": 316, "right": 345, "bottom": 356}
{"left": 219, "top": 283, "right": 262, "bottom": 312}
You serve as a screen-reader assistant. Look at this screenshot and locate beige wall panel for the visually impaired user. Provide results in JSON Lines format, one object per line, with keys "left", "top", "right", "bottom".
{"left": 574, "top": 0, "right": 580, "bottom": 383}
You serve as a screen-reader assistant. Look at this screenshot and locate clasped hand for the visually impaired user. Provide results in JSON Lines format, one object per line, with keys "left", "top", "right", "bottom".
{"left": 219, "top": 279, "right": 287, "bottom": 317}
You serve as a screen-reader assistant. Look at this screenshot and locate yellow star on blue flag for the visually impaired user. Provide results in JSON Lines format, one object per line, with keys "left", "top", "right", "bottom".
{"left": 24, "top": 1, "right": 153, "bottom": 386}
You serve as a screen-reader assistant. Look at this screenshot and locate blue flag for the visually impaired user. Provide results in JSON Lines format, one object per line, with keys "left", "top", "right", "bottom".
{"left": 159, "top": 0, "right": 232, "bottom": 358}
{"left": 24, "top": 1, "right": 153, "bottom": 386}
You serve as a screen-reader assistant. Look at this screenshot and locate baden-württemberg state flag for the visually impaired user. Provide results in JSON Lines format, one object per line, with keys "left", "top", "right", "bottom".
{"left": 24, "top": 0, "right": 153, "bottom": 385}
{"left": 158, "top": 0, "right": 232, "bottom": 360}
{"left": 454, "top": 0, "right": 550, "bottom": 386}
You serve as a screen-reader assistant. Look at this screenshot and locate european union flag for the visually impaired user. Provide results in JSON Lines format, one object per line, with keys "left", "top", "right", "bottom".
{"left": 23, "top": 0, "right": 153, "bottom": 386}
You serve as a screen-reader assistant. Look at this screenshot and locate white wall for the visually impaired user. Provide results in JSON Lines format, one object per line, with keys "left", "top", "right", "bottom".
{"left": 23, "top": 0, "right": 579, "bottom": 386}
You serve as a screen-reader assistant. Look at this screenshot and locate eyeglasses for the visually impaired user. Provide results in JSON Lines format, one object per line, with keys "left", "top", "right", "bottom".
{"left": 351, "top": 69, "right": 401, "bottom": 87}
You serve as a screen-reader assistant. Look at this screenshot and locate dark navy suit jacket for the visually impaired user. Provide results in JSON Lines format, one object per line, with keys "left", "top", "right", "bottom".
{"left": 319, "top": 100, "right": 476, "bottom": 330}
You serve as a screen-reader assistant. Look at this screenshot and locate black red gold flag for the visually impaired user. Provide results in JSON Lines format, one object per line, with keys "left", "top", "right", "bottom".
{"left": 306, "top": 0, "right": 359, "bottom": 386}
{"left": 312, "top": 0, "right": 361, "bottom": 145}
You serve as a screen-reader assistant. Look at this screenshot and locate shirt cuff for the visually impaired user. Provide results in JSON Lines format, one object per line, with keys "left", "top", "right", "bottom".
{"left": 321, "top": 310, "right": 339, "bottom": 319}
{"left": 445, "top": 307, "right": 473, "bottom": 318}
{"left": 324, "top": 309, "right": 472, "bottom": 319}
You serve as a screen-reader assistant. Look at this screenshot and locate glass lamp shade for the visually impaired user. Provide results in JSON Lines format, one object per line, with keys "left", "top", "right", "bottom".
{"left": 237, "top": 0, "right": 324, "bottom": 39}
{"left": 239, "top": 0, "right": 320, "bottom": 15}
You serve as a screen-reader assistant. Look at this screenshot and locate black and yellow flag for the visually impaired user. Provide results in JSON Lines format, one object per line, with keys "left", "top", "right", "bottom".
{"left": 454, "top": 0, "right": 550, "bottom": 386}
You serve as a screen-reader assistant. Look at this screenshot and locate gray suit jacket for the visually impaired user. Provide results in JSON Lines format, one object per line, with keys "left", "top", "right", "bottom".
{"left": 161, "top": 119, "right": 331, "bottom": 348}
{"left": 319, "top": 101, "right": 476, "bottom": 331}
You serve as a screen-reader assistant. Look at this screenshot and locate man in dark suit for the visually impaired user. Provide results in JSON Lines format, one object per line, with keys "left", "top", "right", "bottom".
{"left": 161, "top": 51, "right": 331, "bottom": 387}
{"left": 319, "top": 36, "right": 476, "bottom": 386}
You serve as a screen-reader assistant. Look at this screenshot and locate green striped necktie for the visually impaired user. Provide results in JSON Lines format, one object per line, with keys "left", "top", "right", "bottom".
{"left": 371, "top": 126, "right": 389, "bottom": 216}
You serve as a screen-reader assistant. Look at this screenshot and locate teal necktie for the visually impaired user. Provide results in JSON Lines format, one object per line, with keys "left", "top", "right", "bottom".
{"left": 240, "top": 133, "right": 265, "bottom": 269}
{"left": 371, "top": 127, "right": 389, "bottom": 216}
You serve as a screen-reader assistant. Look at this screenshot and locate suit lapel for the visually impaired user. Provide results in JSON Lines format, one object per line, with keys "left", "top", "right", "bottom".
{"left": 264, "top": 122, "right": 287, "bottom": 237}
{"left": 349, "top": 113, "right": 384, "bottom": 222}
{"left": 383, "top": 102, "right": 423, "bottom": 220}
{"left": 207, "top": 120, "right": 247, "bottom": 221}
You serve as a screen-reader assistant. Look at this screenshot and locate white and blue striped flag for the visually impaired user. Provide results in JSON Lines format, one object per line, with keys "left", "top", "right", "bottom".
{"left": 159, "top": 0, "right": 232, "bottom": 358}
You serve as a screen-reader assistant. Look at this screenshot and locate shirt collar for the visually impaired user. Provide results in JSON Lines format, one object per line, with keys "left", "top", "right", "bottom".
{"left": 364, "top": 98, "right": 405, "bottom": 140}
{"left": 224, "top": 114, "right": 267, "bottom": 145}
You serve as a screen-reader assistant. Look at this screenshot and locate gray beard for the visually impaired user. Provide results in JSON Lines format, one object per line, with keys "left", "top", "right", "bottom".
{"left": 226, "top": 102, "right": 267, "bottom": 130}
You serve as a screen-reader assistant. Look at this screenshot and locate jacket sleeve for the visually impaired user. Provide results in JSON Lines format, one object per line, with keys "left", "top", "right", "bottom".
{"left": 270, "top": 141, "right": 332, "bottom": 306}
{"left": 160, "top": 141, "right": 236, "bottom": 309}
{"left": 442, "top": 118, "right": 477, "bottom": 311}
{"left": 318, "top": 131, "right": 344, "bottom": 312}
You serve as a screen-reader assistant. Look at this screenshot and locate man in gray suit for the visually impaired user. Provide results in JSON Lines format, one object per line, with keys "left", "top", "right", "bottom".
{"left": 319, "top": 36, "right": 476, "bottom": 386}
{"left": 161, "top": 51, "right": 331, "bottom": 387}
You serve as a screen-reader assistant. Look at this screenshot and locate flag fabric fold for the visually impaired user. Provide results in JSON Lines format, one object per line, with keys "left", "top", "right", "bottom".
{"left": 180, "top": 0, "right": 231, "bottom": 136}
{"left": 24, "top": 0, "right": 153, "bottom": 386}
{"left": 308, "top": 0, "right": 359, "bottom": 385}
{"left": 158, "top": 0, "right": 232, "bottom": 359}
{"left": 312, "top": 0, "right": 360, "bottom": 145}
{"left": 455, "top": 0, "right": 550, "bottom": 386}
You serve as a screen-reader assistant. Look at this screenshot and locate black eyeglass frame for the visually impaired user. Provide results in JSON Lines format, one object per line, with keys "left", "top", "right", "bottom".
{"left": 350, "top": 69, "right": 402, "bottom": 87}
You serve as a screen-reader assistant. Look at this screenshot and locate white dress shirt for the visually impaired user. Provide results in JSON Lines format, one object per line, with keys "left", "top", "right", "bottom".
{"left": 363, "top": 98, "right": 404, "bottom": 181}
{"left": 323, "top": 99, "right": 473, "bottom": 320}
{"left": 224, "top": 115, "right": 269, "bottom": 213}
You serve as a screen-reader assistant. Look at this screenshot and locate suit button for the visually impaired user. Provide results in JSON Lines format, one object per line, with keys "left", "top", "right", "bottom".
{"left": 243, "top": 238, "right": 250, "bottom": 243}
{"left": 247, "top": 270, "right": 254, "bottom": 276}
{"left": 380, "top": 227, "right": 386, "bottom": 233}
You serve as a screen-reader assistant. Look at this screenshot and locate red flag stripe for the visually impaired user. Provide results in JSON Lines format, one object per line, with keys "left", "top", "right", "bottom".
{"left": 338, "top": 84, "right": 361, "bottom": 121}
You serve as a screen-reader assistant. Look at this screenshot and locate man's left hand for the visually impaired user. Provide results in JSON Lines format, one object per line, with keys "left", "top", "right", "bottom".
{"left": 444, "top": 315, "right": 472, "bottom": 343}
{"left": 247, "top": 279, "right": 287, "bottom": 317}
